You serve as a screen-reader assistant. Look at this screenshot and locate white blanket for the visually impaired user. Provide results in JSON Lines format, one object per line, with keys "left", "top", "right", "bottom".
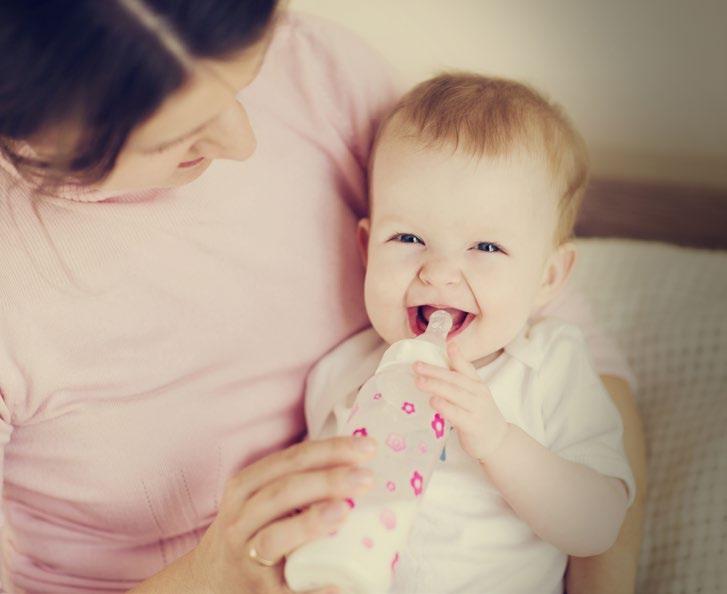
{"left": 572, "top": 238, "right": 727, "bottom": 594}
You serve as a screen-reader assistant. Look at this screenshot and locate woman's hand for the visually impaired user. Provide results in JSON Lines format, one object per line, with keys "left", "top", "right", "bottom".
{"left": 413, "top": 342, "right": 508, "bottom": 461}
{"left": 129, "top": 436, "right": 376, "bottom": 594}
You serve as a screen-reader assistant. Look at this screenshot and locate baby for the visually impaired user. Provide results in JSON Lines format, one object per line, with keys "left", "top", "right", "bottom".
{"left": 303, "top": 74, "right": 635, "bottom": 594}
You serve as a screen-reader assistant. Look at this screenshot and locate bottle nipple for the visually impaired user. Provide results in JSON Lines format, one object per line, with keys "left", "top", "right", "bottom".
{"left": 422, "top": 310, "right": 453, "bottom": 342}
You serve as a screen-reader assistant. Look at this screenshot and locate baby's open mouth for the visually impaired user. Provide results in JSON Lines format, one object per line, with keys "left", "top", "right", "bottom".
{"left": 407, "top": 305, "right": 475, "bottom": 338}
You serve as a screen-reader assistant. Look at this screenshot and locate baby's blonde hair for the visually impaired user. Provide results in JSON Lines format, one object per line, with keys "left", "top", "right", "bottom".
{"left": 374, "top": 73, "right": 589, "bottom": 243}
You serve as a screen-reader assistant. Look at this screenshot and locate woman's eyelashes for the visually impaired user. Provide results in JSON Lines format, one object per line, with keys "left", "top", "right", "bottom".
{"left": 150, "top": 140, "right": 184, "bottom": 155}
{"left": 146, "top": 136, "right": 194, "bottom": 155}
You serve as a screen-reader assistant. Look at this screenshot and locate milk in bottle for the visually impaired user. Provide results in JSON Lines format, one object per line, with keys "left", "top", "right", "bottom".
{"left": 285, "top": 310, "right": 454, "bottom": 594}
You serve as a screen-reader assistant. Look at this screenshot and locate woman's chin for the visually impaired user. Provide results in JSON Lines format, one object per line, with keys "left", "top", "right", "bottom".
{"left": 96, "top": 159, "right": 213, "bottom": 194}
{"left": 168, "top": 159, "right": 212, "bottom": 186}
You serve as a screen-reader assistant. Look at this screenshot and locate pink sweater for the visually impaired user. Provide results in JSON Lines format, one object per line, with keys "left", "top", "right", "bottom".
{"left": 0, "top": 13, "right": 632, "bottom": 594}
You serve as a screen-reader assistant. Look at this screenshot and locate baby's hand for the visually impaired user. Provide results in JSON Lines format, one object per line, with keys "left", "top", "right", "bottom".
{"left": 413, "top": 342, "right": 508, "bottom": 462}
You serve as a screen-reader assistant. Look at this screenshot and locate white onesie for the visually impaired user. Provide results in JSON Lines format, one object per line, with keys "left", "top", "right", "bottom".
{"left": 304, "top": 318, "right": 636, "bottom": 594}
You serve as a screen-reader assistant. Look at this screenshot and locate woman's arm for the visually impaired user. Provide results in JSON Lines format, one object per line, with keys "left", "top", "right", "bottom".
{"left": 565, "top": 375, "right": 648, "bottom": 594}
{"left": 126, "top": 551, "right": 198, "bottom": 594}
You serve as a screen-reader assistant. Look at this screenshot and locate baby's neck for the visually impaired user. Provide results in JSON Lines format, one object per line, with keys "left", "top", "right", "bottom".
{"left": 471, "top": 348, "right": 505, "bottom": 370}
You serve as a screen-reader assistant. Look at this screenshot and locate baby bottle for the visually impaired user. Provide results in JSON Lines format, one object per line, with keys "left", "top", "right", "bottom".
{"left": 285, "top": 310, "right": 453, "bottom": 594}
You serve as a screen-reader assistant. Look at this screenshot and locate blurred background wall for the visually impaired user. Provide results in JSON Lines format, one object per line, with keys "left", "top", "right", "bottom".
{"left": 291, "top": 0, "right": 727, "bottom": 189}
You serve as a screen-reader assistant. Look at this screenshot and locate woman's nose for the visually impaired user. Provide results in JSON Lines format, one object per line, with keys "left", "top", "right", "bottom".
{"left": 418, "top": 257, "right": 461, "bottom": 287}
{"left": 195, "top": 99, "right": 256, "bottom": 161}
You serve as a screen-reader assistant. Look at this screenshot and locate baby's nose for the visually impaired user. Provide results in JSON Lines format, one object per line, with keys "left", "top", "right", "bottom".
{"left": 418, "top": 257, "right": 461, "bottom": 286}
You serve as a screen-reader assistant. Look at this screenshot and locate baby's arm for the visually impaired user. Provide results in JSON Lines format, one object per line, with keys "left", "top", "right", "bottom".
{"left": 414, "top": 334, "right": 634, "bottom": 557}
{"left": 480, "top": 424, "right": 628, "bottom": 556}
{"left": 543, "top": 288, "right": 646, "bottom": 593}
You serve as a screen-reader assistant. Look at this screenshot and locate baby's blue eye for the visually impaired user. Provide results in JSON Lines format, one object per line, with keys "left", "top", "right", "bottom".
{"left": 476, "top": 242, "right": 501, "bottom": 253}
{"left": 394, "top": 233, "right": 424, "bottom": 245}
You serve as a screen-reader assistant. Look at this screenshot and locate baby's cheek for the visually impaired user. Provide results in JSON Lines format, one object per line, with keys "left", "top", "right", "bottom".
{"left": 490, "top": 267, "right": 540, "bottom": 309}
{"left": 364, "top": 278, "right": 403, "bottom": 342}
{"left": 368, "top": 311, "right": 404, "bottom": 346}
{"left": 472, "top": 289, "right": 532, "bottom": 352}
{"left": 473, "top": 271, "right": 518, "bottom": 311}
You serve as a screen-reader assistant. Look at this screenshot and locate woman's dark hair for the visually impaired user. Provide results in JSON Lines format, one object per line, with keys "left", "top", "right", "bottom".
{"left": 0, "top": 0, "right": 278, "bottom": 187}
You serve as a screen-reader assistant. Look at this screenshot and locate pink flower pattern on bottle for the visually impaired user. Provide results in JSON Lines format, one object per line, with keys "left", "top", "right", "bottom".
{"left": 379, "top": 508, "right": 397, "bottom": 530}
{"left": 410, "top": 470, "right": 424, "bottom": 496}
{"left": 401, "top": 402, "right": 416, "bottom": 415}
{"left": 386, "top": 433, "right": 406, "bottom": 452}
{"left": 337, "top": 356, "right": 453, "bottom": 587}
{"left": 431, "top": 413, "right": 445, "bottom": 439}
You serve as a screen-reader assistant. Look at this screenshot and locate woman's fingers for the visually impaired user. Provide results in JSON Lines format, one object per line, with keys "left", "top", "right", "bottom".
{"left": 229, "top": 436, "right": 376, "bottom": 503}
{"left": 237, "top": 465, "right": 373, "bottom": 538}
{"left": 189, "top": 439, "right": 369, "bottom": 593}
{"left": 246, "top": 500, "right": 352, "bottom": 568}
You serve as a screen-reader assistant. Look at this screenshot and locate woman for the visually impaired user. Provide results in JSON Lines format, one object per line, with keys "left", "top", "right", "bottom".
{"left": 0, "top": 1, "right": 645, "bottom": 593}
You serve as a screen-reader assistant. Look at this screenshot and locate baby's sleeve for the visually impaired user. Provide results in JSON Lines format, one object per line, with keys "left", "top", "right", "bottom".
{"left": 304, "top": 329, "right": 385, "bottom": 440}
{"left": 536, "top": 322, "right": 637, "bottom": 506}
{"left": 304, "top": 351, "right": 351, "bottom": 441}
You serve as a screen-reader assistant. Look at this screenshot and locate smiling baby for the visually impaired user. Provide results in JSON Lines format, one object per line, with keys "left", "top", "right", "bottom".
{"left": 303, "top": 73, "right": 635, "bottom": 594}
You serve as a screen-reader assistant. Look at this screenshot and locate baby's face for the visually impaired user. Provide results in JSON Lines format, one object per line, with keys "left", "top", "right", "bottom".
{"left": 363, "top": 134, "right": 564, "bottom": 366}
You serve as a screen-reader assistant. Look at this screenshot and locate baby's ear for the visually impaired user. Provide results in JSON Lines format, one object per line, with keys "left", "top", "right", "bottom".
{"left": 535, "top": 241, "right": 577, "bottom": 309}
{"left": 356, "top": 219, "right": 371, "bottom": 268}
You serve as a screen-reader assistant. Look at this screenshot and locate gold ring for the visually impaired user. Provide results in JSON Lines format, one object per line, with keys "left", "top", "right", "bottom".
{"left": 248, "top": 545, "right": 278, "bottom": 567}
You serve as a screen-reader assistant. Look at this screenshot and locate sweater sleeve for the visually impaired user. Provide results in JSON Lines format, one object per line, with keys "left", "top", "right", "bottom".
{"left": 286, "top": 12, "right": 401, "bottom": 218}
{"left": 0, "top": 388, "right": 14, "bottom": 593}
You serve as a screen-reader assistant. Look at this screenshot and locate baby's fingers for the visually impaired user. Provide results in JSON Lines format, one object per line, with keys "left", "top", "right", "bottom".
{"left": 413, "top": 361, "right": 482, "bottom": 397}
{"left": 429, "top": 394, "right": 470, "bottom": 428}
{"left": 446, "top": 341, "right": 480, "bottom": 380}
{"left": 415, "top": 375, "right": 476, "bottom": 413}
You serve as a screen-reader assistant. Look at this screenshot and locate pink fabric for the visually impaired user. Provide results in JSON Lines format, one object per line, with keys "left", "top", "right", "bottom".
{"left": 0, "top": 12, "right": 632, "bottom": 593}
{"left": 0, "top": 13, "right": 395, "bottom": 593}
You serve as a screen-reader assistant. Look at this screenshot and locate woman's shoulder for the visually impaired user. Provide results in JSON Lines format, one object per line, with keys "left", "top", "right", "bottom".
{"left": 253, "top": 11, "right": 399, "bottom": 160}
{"left": 0, "top": 176, "right": 76, "bottom": 298}
{"left": 0, "top": 175, "right": 42, "bottom": 293}
{"left": 273, "top": 11, "right": 393, "bottom": 77}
